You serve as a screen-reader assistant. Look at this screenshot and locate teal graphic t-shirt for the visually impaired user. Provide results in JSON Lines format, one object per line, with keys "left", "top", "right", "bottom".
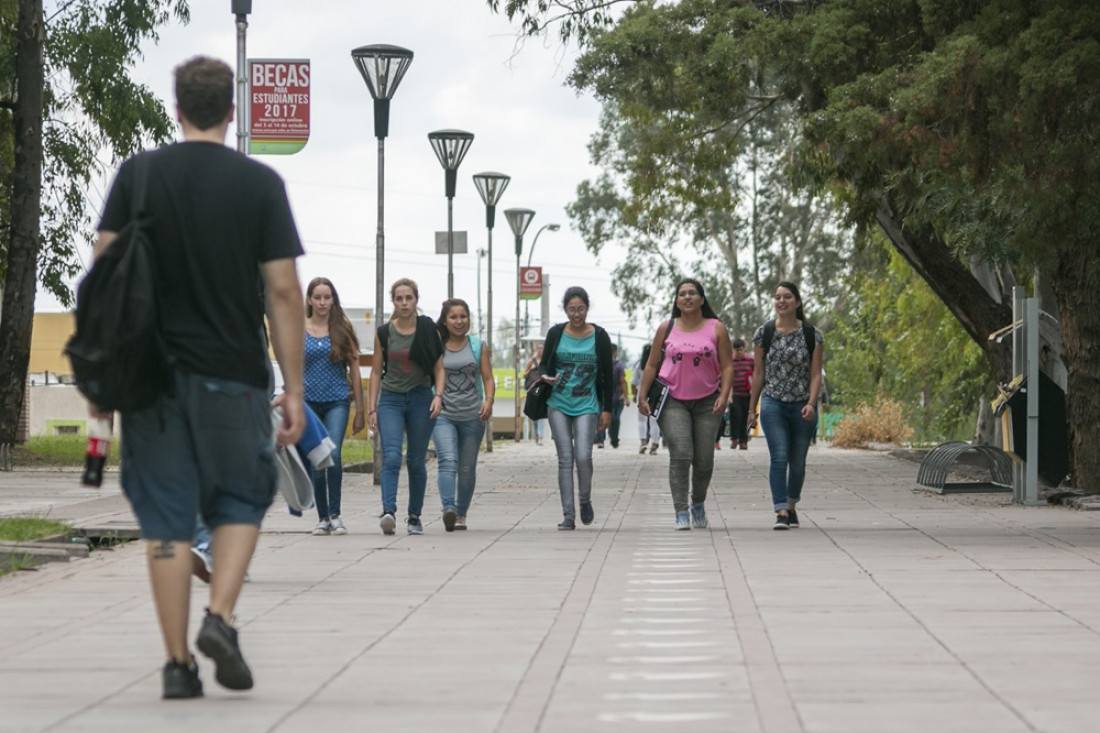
{"left": 548, "top": 331, "right": 599, "bottom": 417}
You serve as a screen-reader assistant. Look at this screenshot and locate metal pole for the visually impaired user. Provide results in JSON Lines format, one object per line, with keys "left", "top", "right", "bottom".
{"left": 541, "top": 274, "right": 551, "bottom": 336}
{"left": 235, "top": 14, "right": 249, "bottom": 154}
{"left": 515, "top": 249, "right": 522, "bottom": 442}
{"left": 1011, "top": 286, "right": 1025, "bottom": 502}
{"left": 1025, "top": 297, "right": 1040, "bottom": 505}
{"left": 373, "top": 137, "right": 385, "bottom": 485}
{"left": 486, "top": 227, "right": 494, "bottom": 452}
{"left": 447, "top": 196, "right": 455, "bottom": 299}
{"left": 476, "top": 249, "right": 484, "bottom": 339}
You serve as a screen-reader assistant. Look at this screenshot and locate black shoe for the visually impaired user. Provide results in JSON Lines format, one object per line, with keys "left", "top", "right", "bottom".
{"left": 442, "top": 508, "right": 456, "bottom": 532}
{"left": 580, "top": 502, "right": 594, "bottom": 525}
{"left": 162, "top": 657, "right": 203, "bottom": 699}
{"left": 788, "top": 508, "right": 800, "bottom": 528}
{"left": 773, "top": 513, "right": 790, "bottom": 531}
{"left": 558, "top": 518, "right": 576, "bottom": 530}
{"left": 196, "top": 610, "right": 253, "bottom": 691}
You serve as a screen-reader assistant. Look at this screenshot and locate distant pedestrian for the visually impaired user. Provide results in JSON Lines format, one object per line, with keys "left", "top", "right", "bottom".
{"left": 92, "top": 56, "right": 306, "bottom": 699}
{"left": 630, "top": 344, "right": 661, "bottom": 454}
{"left": 638, "top": 278, "right": 733, "bottom": 530}
{"left": 536, "top": 287, "right": 614, "bottom": 530}
{"left": 594, "top": 344, "right": 630, "bottom": 448}
{"left": 432, "top": 298, "right": 495, "bottom": 531}
{"left": 304, "top": 277, "right": 365, "bottom": 536}
{"left": 368, "top": 278, "right": 445, "bottom": 536}
{"left": 524, "top": 343, "right": 546, "bottom": 445}
{"left": 729, "top": 338, "right": 754, "bottom": 449}
{"left": 748, "top": 281, "right": 824, "bottom": 530}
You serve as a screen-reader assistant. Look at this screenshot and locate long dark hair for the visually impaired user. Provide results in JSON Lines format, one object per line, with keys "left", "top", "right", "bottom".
{"left": 776, "top": 281, "right": 806, "bottom": 321}
{"left": 436, "top": 298, "right": 471, "bottom": 342}
{"left": 306, "top": 277, "right": 360, "bottom": 369}
{"left": 671, "top": 277, "right": 719, "bottom": 319}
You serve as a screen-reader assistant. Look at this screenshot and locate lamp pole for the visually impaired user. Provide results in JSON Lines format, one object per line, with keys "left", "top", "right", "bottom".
{"left": 505, "top": 208, "right": 536, "bottom": 442}
{"left": 351, "top": 44, "right": 413, "bottom": 485}
{"left": 523, "top": 223, "right": 560, "bottom": 338}
{"left": 232, "top": 1, "right": 252, "bottom": 154}
{"left": 428, "top": 130, "right": 475, "bottom": 298}
{"left": 472, "top": 172, "right": 510, "bottom": 452}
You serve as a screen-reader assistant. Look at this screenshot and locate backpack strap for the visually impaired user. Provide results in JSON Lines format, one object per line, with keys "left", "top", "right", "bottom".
{"left": 377, "top": 323, "right": 390, "bottom": 377}
{"left": 762, "top": 319, "right": 776, "bottom": 353}
{"left": 762, "top": 319, "right": 816, "bottom": 356}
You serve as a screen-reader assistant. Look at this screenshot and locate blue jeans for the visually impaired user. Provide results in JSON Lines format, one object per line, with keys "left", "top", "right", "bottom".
{"left": 657, "top": 394, "right": 722, "bottom": 513}
{"left": 759, "top": 395, "right": 818, "bottom": 510}
{"left": 547, "top": 407, "right": 598, "bottom": 520}
{"left": 307, "top": 399, "right": 349, "bottom": 520}
{"left": 377, "top": 387, "right": 436, "bottom": 517}
{"left": 433, "top": 416, "right": 485, "bottom": 516}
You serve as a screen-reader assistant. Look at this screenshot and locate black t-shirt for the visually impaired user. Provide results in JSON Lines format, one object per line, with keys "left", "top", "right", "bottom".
{"left": 99, "top": 142, "right": 303, "bottom": 389}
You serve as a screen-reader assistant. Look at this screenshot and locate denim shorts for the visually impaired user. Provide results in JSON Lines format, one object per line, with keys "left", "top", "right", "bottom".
{"left": 119, "top": 370, "right": 276, "bottom": 541}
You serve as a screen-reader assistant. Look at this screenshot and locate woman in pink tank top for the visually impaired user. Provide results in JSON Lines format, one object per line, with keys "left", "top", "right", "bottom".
{"left": 638, "top": 278, "right": 733, "bottom": 530}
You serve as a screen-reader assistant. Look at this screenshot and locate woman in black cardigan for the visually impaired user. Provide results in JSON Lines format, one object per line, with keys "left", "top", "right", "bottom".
{"left": 535, "top": 286, "right": 615, "bottom": 530}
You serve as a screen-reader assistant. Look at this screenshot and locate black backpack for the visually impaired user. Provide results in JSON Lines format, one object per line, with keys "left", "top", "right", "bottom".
{"left": 761, "top": 319, "right": 816, "bottom": 356}
{"left": 65, "top": 154, "right": 171, "bottom": 412}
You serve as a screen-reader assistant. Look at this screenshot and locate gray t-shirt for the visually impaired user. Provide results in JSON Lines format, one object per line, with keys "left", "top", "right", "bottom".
{"left": 381, "top": 328, "right": 430, "bottom": 393}
{"left": 752, "top": 324, "right": 824, "bottom": 402}
{"left": 440, "top": 341, "right": 481, "bottom": 421}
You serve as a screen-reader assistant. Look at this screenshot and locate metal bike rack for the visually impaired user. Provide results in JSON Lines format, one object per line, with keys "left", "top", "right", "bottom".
{"left": 915, "top": 440, "right": 1013, "bottom": 494}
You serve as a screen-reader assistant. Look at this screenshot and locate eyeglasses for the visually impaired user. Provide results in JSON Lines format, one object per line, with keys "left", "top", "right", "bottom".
{"left": 565, "top": 306, "right": 587, "bottom": 315}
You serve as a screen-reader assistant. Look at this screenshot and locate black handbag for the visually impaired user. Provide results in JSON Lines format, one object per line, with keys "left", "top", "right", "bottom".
{"left": 523, "top": 380, "right": 551, "bottom": 421}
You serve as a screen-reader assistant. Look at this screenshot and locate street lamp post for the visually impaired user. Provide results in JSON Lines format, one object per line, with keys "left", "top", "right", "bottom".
{"left": 232, "top": 1, "right": 252, "bottom": 154}
{"left": 505, "top": 208, "right": 536, "bottom": 442}
{"left": 472, "top": 172, "right": 511, "bottom": 452}
{"left": 428, "top": 130, "right": 475, "bottom": 298}
{"left": 351, "top": 43, "right": 413, "bottom": 485}
{"left": 523, "top": 223, "right": 560, "bottom": 338}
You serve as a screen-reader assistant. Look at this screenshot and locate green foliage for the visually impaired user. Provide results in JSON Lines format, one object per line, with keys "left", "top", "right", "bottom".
{"left": 13, "top": 433, "right": 121, "bottom": 466}
{"left": 0, "top": 0, "right": 189, "bottom": 304}
{"left": 827, "top": 236, "right": 992, "bottom": 442}
{"left": 0, "top": 517, "right": 71, "bottom": 542}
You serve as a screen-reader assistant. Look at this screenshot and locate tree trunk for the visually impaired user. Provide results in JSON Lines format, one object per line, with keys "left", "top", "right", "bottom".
{"left": 0, "top": 0, "right": 44, "bottom": 446}
{"left": 874, "top": 193, "right": 1014, "bottom": 381}
{"left": 1048, "top": 243, "right": 1100, "bottom": 494}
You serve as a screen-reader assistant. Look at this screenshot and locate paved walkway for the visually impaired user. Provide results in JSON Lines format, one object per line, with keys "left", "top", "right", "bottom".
{"left": 1, "top": 439, "right": 1099, "bottom": 733}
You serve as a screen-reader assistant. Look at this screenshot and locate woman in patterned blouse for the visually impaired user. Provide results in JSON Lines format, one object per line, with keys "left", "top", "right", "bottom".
{"left": 748, "top": 282, "right": 824, "bottom": 531}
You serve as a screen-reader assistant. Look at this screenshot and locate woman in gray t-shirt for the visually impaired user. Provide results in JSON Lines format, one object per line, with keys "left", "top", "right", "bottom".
{"left": 431, "top": 299, "right": 496, "bottom": 531}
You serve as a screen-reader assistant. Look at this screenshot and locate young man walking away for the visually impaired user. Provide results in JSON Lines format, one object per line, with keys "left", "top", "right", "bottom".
{"left": 90, "top": 56, "right": 305, "bottom": 699}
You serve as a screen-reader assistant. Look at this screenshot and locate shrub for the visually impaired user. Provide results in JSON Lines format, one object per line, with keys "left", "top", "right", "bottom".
{"left": 831, "top": 395, "right": 914, "bottom": 448}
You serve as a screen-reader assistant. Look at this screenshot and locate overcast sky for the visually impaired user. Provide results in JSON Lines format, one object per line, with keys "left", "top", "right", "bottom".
{"left": 36, "top": 0, "right": 655, "bottom": 359}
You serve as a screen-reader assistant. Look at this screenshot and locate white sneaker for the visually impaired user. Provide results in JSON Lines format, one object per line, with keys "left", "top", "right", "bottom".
{"left": 329, "top": 516, "right": 347, "bottom": 535}
{"left": 311, "top": 518, "right": 331, "bottom": 536}
{"left": 379, "top": 513, "right": 396, "bottom": 535}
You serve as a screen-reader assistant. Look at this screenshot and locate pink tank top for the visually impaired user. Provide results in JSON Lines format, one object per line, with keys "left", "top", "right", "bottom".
{"left": 657, "top": 318, "right": 721, "bottom": 401}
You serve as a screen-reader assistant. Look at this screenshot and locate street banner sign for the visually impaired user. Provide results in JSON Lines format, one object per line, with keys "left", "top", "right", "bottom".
{"left": 434, "top": 231, "right": 468, "bottom": 254}
{"left": 520, "top": 267, "right": 542, "bottom": 300}
{"left": 249, "top": 59, "right": 310, "bottom": 155}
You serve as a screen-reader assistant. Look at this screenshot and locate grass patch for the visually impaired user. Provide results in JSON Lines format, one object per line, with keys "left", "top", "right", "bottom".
{"left": 12, "top": 435, "right": 122, "bottom": 468}
{"left": 341, "top": 437, "right": 374, "bottom": 463}
{"left": 0, "top": 517, "right": 73, "bottom": 542}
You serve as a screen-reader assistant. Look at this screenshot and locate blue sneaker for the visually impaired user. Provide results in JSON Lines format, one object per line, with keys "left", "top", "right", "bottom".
{"left": 675, "top": 511, "right": 691, "bottom": 530}
{"left": 690, "top": 504, "right": 708, "bottom": 529}
{"left": 580, "top": 502, "right": 594, "bottom": 525}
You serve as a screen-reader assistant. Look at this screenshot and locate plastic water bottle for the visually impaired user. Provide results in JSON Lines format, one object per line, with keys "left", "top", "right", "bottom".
{"left": 81, "top": 419, "right": 111, "bottom": 488}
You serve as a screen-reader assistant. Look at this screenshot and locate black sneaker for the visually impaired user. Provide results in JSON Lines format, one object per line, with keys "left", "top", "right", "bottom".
{"left": 407, "top": 515, "right": 424, "bottom": 535}
{"left": 788, "top": 508, "right": 800, "bottom": 528}
{"left": 580, "top": 502, "right": 595, "bottom": 525}
{"left": 773, "top": 513, "right": 790, "bottom": 531}
{"left": 162, "top": 658, "right": 203, "bottom": 699}
{"left": 558, "top": 518, "right": 576, "bottom": 530}
{"left": 196, "top": 609, "right": 253, "bottom": 690}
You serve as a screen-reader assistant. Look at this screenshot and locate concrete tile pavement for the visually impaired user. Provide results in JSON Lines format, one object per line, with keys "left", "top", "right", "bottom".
{"left": 1, "top": 439, "right": 1099, "bottom": 732}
